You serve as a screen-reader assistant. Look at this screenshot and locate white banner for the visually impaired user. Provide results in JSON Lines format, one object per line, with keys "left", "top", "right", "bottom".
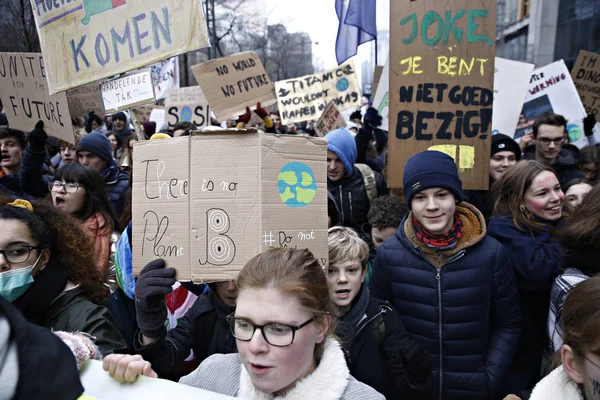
{"left": 150, "top": 57, "right": 180, "bottom": 101}
{"left": 101, "top": 70, "right": 156, "bottom": 114}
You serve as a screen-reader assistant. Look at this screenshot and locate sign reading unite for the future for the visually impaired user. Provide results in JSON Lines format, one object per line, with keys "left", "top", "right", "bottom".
{"left": 30, "top": 0, "right": 210, "bottom": 95}
{"left": 388, "top": 1, "right": 496, "bottom": 190}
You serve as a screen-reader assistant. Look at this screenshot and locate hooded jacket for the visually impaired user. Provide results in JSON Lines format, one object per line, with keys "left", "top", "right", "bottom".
{"left": 370, "top": 203, "right": 521, "bottom": 399}
{"left": 0, "top": 297, "right": 84, "bottom": 400}
{"left": 328, "top": 190, "right": 341, "bottom": 227}
{"left": 326, "top": 129, "right": 388, "bottom": 238}
{"left": 523, "top": 144, "right": 584, "bottom": 187}
{"left": 179, "top": 339, "right": 385, "bottom": 399}
{"left": 135, "top": 289, "right": 236, "bottom": 380}
{"left": 488, "top": 215, "right": 564, "bottom": 396}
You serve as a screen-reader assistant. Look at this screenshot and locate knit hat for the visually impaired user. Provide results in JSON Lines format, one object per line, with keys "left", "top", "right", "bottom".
{"left": 403, "top": 151, "right": 463, "bottom": 209}
{"left": 491, "top": 133, "right": 521, "bottom": 160}
{"left": 76, "top": 132, "right": 113, "bottom": 165}
{"left": 325, "top": 128, "right": 357, "bottom": 177}
{"left": 112, "top": 112, "right": 127, "bottom": 122}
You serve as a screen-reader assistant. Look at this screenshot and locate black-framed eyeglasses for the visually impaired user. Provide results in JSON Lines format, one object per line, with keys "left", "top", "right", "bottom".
{"left": 227, "top": 313, "right": 314, "bottom": 347}
{"left": 49, "top": 181, "right": 84, "bottom": 194}
{"left": 538, "top": 137, "right": 565, "bottom": 146}
{"left": 0, "top": 245, "right": 40, "bottom": 264}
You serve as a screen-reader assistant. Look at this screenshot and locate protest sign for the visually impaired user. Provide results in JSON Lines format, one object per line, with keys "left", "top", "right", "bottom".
{"left": 372, "top": 65, "right": 384, "bottom": 99}
{"left": 571, "top": 50, "right": 600, "bottom": 117}
{"left": 492, "top": 57, "right": 534, "bottom": 137}
{"left": 150, "top": 108, "right": 166, "bottom": 130}
{"left": 30, "top": 0, "right": 209, "bottom": 95}
{"left": 165, "top": 86, "right": 211, "bottom": 128}
{"left": 388, "top": 2, "right": 497, "bottom": 189}
{"left": 81, "top": 360, "right": 235, "bottom": 399}
{"left": 275, "top": 60, "right": 361, "bottom": 125}
{"left": 517, "top": 60, "right": 586, "bottom": 145}
{"left": 372, "top": 58, "right": 390, "bottom": 131}
{"left": 132, "top": 130, "right": 328, "bottom": 282}
{"left": 314, "top": 101, "right": 346, "bottom": 137}
{"left": 101, "top": 70, "right": 155, "bottom": 114}
{"left": 66, "top": 81, "right": 104, "bottom": 118}
{"left": 0, "top": 52, "right": 73, "bottom": 143}
{"left": 191, "top": 51, "right": 276, "bottom": 121}
{"left": 150, "top": 57, "right": 180, "bottom": 101}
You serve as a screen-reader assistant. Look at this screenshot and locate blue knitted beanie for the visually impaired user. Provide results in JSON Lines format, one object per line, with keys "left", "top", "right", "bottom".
{"left": 325, "top": 128, "right": 357, "bottom": 177}
{"left": 76, "top": 132, "right": 114, "bottom": 165}
{"left": 403, "top": 151, "right": 463, "bottom": 209}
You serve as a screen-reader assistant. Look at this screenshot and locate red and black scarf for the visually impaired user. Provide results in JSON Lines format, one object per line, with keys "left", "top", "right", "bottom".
{"left": 412, "top": 211, "right": 464, "bottom": 249}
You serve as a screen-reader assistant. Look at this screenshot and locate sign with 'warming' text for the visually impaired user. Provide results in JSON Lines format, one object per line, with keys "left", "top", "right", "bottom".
{"left": 30, "top": 0, "right": 210, "bottom": 95}
{"left": 388, "top": 2, "right": 497, "bottom": 190}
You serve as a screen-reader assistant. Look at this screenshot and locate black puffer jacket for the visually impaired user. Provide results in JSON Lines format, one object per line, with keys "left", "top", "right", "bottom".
{"left": 135, "top": 290, "right": 236, "bottom": 380}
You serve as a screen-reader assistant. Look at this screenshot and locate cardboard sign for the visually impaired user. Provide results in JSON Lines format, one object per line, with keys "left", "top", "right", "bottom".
{"left": 314, "top": 101, "right": 346, "bottom": 137}
{"left": 150, "top": 57, "right": 180, "bottom": 101}
{"left": 101, "top": 70, "right": 155, "bottom": 114}
{"left": 517, "top": 60, "right": 587, "bottom": 145}
{"left": 275, "top": 60, "right": 361, "bottom": 125}
{"left": 372, "top": 58, "right": 390, "bottom": 131}
{"left": 372, "top": 65, "right": 384, "bottom": 100}
{"left": 571, "top": 50, "right": 600, "bottom": 117}
{"left": 66, "top": 81, "right": 104, "bottom": 118}
{"left": 492, "top": 58, "right": 535, "bottom": 137}
{"left": 30, "top": 0, "right": 210, "bottom": 95}
{"left": 132, "top": 130, "right": 328, "bottom": 282}
{"left": 165, "top": 86, "right": 211, "bottom": 128}
{"left": 388, "top": 2, "right": 497, "bottom": 190}
{"left": 0, "top": 52, "right": 73, "bottom": 143}
{"left": 191, "top": 51, "right": 276, "bottom": 121}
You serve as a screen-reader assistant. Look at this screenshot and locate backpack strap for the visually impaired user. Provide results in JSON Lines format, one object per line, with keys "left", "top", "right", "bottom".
{"left": 355, "top": 163, "right": 377, "bottom": 203}
{"left": 372, "top": 303, "right": 392, "bottom": 346}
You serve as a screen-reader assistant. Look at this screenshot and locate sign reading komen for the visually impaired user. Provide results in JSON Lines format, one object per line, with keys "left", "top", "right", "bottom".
{"left": 30, "top": 0, "right": 210, "bottom": 95}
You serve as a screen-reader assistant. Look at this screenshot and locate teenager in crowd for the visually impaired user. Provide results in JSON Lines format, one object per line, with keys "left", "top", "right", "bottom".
{"left": 172, "top": 121, "right": 196, "bottom": 137}
{"left": 107, "top": 132, "right": 131, "bottom": 172}
{"left": 578, "top": 146, "right": 598, "bottom": 183}
{"left": 0, "top": 127, "right": 27, "bottom": 196}
{"left": 354, "top": 107, "right": 388, "bottom": 173}
{"left": 86, "top": 112, "right": 107, "bottom": 135}
{"left": 103, "top": 248, "right": 384, "bottom": 399}
{"left": 0, "top": 198, "right": 125, "bottom": 356}
{"left": 367, "top": 195, "right": 407, "bottom": 251}
{"left": 488, "top": 160, "right": 565, "bottom": 397}
{"left": 50, "top": 163, "right": 120, "bottom": 289}
{"left": 370, "top": 150, "right": 521, "bottom": 399}
{"left": 545, "top": 184, "right": 600, "bottom": 367}
{"left": 328, "top": 227, "right": 433, "bottom": 399}
{"left": 530, "top": 276, "right": 600, "bottom": 400}
{"left": 111, "top": 112, "right": 132, "bottom": 142}
{"left": 562, "top": 178, "right": 593, "bottom": 208}
{"left": 133, "top": 258, "right": 238, "bottom": 380}
{"left": 465, "top": 133, "right": 521, "bottom": 219}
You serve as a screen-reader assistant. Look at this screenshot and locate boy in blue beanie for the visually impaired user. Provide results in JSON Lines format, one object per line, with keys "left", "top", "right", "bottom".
{"left": 325, "top": 128, "right": 387, "bottom": 241}
{"left": 370, "top": 150, "right": 521, "bottom": 400}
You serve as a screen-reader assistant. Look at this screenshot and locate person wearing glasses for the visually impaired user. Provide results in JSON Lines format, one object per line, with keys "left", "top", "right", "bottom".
{"left": 522, "top": 112, "right": 585, "bottom": 188}
{"left": 0, "top": 198, "right": 126, "bottom": 356}
{"left": 103, "top": 248, "right": 384, "bottom": 399}
{"left": 50, "top": 163, "right": 120, "bottom": 291}
{"left": 488, "top": 161, "right": 566, "bottom": 398}
{"left": 529, "top": 276, "right": 600, "bottom": 400}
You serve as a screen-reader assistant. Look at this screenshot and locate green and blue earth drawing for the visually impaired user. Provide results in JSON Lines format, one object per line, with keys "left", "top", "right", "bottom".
{"left": 278, "top": 162, "right": 317, "bottom": 207}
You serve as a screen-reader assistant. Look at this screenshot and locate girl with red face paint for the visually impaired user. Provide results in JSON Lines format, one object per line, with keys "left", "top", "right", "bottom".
{"left": 488, "top": 161, "right": 567, "bottom": 398}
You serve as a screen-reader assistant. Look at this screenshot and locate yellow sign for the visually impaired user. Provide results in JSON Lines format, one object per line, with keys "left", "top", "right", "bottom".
{"left": 30, "top": 0, "right": 210, "bottom": 95}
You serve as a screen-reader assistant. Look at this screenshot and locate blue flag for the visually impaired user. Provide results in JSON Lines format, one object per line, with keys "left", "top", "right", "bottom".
{"left": 335, "top": 0, "right": 377, "bottom": 65}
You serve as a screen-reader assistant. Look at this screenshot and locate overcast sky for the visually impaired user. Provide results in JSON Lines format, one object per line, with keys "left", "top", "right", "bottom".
{"left": 263, "top": 0, "right": 390, "bottom": 73}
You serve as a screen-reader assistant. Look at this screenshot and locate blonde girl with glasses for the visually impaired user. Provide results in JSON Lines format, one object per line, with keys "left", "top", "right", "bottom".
{"left": 103, "top": 248, "right": 384, "bottom": 399}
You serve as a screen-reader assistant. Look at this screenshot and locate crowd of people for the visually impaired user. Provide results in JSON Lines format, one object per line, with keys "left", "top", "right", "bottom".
{"left": 0, "top": 102, "right": 599, "bottom": 400}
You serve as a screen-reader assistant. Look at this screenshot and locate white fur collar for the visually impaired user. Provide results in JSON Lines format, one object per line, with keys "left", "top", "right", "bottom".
{"left": 530, "top": 366, "right": 584, "bottom": 400}
{"left": 238, "top": 339, "right": 349, "bottom": 400}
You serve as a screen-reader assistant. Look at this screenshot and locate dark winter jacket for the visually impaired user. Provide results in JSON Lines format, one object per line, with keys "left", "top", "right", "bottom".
{"left": 523, "top": 145, "right": 584, "bottom": 187}
{"left": 338, "top": 287, "right": 433, "bottom": 399}
{"left": 355, "top": 125, "right": 387, "bottom": 173}
{"left": 46, "top": 285, "right": 127, "bottom": 357}
{"left": 328, "top": 190, "right": 341, "bottom": 227}
{"left": 101, "top": 164, "right": 130, "bottom": 216}
{"left": 135, "top": 290, "right": 236, "bottom": 380}
{"left": 488, "top": 215, "right": 564, "bottom": 397}
{"left": 370, "top": 203, "right": 521, "bottom": 400}
{"left": 0, "top": 297, "right": 84, "bottom": 400}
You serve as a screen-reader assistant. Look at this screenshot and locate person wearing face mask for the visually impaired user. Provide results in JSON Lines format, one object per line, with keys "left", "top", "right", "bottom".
{"left": 370, "top": 151, "right": 521, "bottom": 400}
{"left": 530, "top": 276, "right": 600, "bottom": 400}
{"left": 103, "top": 248, "right": 384, "bottom": 399}
{"left": 132, "top": 259, "right": 238, "bottom": 381}
{"left": 464, "top": 133, "right": 521, "bottom": 220}
{"left": 488, "top": 160, "right": 566, "bottom": 398}
{"left": 0, "top": 198, "right": 125, "bottom": 356}
{"left": 562, "top": 178, "right": 593, "bottom": 208}
{"left": 544, "top": 184, "right": 600, "bottom": 373}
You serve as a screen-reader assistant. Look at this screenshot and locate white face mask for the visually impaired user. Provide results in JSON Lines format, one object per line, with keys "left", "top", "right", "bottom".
{"left": 0, "top": 252, "right": 43, "bottom": 302}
